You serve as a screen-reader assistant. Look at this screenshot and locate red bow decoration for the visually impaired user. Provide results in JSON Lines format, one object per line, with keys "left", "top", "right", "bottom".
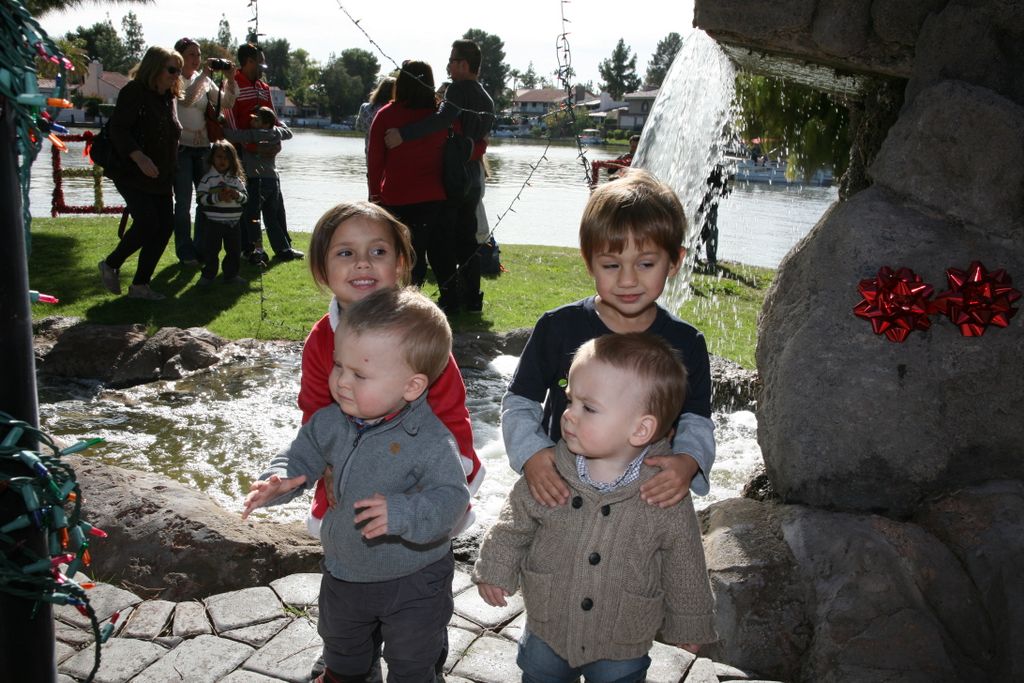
{"left": 853, "top": 266, "right": 935, "bottom": 342}
{"left": 930, "top": 261, "right": 1021, "bottom": 337}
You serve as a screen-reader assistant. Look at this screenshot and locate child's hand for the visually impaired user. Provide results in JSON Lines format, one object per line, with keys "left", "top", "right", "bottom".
{"left": 477, "top": 583, "right": 509, "bottom": 607}
{"left": 522, "top": 447, "right": 569, "bottom": 507}
{"left": 678, "top": 643, "right": 701, "bottom": 654}
{"left": 323, "top": 466, "right": 337, "bottom": 508}
{"left": 640, "top": 453, "right": 698, "bottom": 508}
{"left": 353, "top": 494, "right": 388, "bottom": 539}
{"left": 242, "top": 474, "right": 307, "bottom": 519}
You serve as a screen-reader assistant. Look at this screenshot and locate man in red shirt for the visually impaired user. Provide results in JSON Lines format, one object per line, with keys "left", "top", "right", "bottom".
{"left": 229, "top": 43, "right": 303, "bottom": 263}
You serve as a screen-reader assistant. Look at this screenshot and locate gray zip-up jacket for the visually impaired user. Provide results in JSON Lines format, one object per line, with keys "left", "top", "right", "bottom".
{"left": 258, "top": 393, "right": 469, "bottom": 582}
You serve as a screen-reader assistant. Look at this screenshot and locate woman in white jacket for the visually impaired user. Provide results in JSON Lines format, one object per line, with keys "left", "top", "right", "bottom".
{"left": 172, "top": 37, "right": 238, "bottom": 265}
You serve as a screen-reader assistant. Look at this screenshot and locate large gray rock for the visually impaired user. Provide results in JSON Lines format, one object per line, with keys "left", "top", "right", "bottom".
{"left": 701, "top": 495, "right": 1006, "bottom": 681}
{"left": 915, "top": 480, "right": 1024, "bottom": 681}
{"left": 69, "top": 455, "right": 321, "bottom": 601}
{"left": 871, "top": 80, "right": 1024, "bottom": 241}
{"left": 756, "top": 187, "right": 1024, "bottom": 515}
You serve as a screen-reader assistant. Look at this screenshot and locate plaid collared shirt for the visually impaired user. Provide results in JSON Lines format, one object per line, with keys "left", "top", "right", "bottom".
{"left": 576, "top": 445, "right": 651, "bottom": 492}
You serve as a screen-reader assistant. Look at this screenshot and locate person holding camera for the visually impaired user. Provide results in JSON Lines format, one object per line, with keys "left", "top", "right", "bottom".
{"left": 172, "top": 37, "right": 238, "bottom": 266}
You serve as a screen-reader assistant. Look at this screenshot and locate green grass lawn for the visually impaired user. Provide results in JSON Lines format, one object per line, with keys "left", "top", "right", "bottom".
{"left": 27, "top": 216, "right": 772, "bottom": 368}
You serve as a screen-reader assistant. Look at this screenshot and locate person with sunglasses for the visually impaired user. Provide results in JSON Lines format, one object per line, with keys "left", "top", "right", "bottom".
{"left": 97, "top": 46, "right": 183, "bottom": 301}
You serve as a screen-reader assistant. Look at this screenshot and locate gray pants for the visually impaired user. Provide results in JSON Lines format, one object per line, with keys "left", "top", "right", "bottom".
{"left": 319, "top": 551, "right": 454, "bottom": 682}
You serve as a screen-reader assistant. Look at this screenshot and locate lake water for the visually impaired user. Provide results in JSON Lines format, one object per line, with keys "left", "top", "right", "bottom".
{"left": 29, "top": 129, "right": 837, "bottom": 269}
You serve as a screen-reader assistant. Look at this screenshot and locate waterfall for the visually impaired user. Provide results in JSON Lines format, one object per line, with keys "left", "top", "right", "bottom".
{"left": 633, "top": 30, "right": 736, "bottom": 301}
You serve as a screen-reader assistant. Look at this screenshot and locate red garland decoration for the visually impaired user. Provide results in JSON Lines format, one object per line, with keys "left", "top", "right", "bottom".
{"left": 931, "top": 261, "right": 1022, "bottom": 337}
{"left": 853, "top": 266, "right": 935, "bottom": 342}
{"left": 50, "top": 132, "right": 125, "bottom": 216}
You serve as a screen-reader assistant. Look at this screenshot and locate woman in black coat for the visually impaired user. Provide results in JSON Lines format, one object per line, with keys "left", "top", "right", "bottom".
{"left": 98, "top": 46, "right": 183, "bottom": 300}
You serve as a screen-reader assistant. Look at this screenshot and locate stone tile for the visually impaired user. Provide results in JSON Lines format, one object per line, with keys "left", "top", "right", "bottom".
{"left": 153, "top": 635, "right": 183, "bottom": 649}
{"left": 102, "top": 605, "right": 134, "bottom": 638}
{"left": 498, "top": 611, "right": 526, "bottom": 642}
{"left": 55, "top": 640, "right": 76, "bottom": 664}
{"left": 715, "top": 661, "right": 758, "bottom": 680}
{"left": 241, "top": 617, "right": 322, "bottom": 683}
{"left": 222, "top": 616, "right": 292, "bottom": 647}
{"left": 452, "top": 568, "right": 474, "bottom": 595}
{"left": 450, "top": 612, "right": 482, "bottom": 633}
{"left": 650, "top": 642, "right": 698, "bottom": 683}
{"left": 133, "top": 634, "right": 255, "bottom": 682}
{"left": 444, "top": 625, "right": 480, "bottom": 673}
{"left": 173, "top": 600, "right": 212, "bottom": 637}
{"left": 54, "top": 583, "right": 141, "bottom": 629}
{"left": 205, "top": 586, "right": 285, "bottom": 632}
{"left": 453, "top": 586, "right": 524, "bottom": 629}
{"left": 444, "top": 677, "right": 474, "bottom": 683}
{"left": 450, "top": 633, "right": 520, "bottom": 683}
{"left": 59, "top": 637, "right": 166, "bottom": 683}
{"left": 57, "top": 675, "right": 76, "bottom": 683}
{"left": 219, "top": 671, "right": 286, "bottom": 682}
{"left": 270, "top": 572, "right": 321, "bottom": 607}
{"left": 55, "top": 619, "right": 94, "bottom": 648}
{"left": 682, "top": 656, "right": 720, "bottom": 683}
{"left": 120, "top": 599, "right": 175, "bottom": 639}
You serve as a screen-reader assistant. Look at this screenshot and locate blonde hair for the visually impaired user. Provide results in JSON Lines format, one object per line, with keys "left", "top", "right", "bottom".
{"left": 572, "top": 333, "right": 687, "bottom": 441}
{"left": 208, "top": 140, "right": 245, "bottom": 181}
{"left": 308, "top": 202, "right": 414, "bottom": 290}
{"left": 131, "top": 46, "right": 184, "bottom": 97}
{"left": 579, "top": 168, "right": 686, "bottom": 265}
{"left": 341, "top": 287, "right": 452, "bottom": 383}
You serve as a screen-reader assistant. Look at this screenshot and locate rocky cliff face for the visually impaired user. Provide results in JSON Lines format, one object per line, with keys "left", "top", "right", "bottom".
{"left": 694, "top": 0, "right": 1024, "bottom": 679}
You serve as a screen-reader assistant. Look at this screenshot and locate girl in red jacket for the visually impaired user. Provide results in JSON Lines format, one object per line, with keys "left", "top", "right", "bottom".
{"left": 300, "top": 201, "right": 484, "bottom": 538}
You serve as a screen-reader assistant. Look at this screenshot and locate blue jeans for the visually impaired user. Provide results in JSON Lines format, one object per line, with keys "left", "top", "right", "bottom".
{"left": 240, "top": 176, "right": 293, "bottom": 256}
{"left": 517, "top": 628, "right": 650, "bottom": 683}
{"left": 173, "top": 145, "right": 209, "bottom": 262}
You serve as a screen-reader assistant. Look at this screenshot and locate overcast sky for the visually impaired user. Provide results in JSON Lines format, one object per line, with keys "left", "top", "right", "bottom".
{"left": 40, "top": 0, "right": 695, "bottom": 88}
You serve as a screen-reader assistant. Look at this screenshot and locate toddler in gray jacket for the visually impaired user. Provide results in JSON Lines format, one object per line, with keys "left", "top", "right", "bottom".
{"left": 243, "top": 287, "right": 469, "bottom": 682}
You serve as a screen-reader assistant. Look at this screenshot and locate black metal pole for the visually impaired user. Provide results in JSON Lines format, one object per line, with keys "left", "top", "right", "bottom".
{"left": 0, "top": 96, "right": 57, "bottom": 683}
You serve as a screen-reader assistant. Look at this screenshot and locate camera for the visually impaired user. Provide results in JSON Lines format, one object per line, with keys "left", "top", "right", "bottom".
{"left": 208, "top": 58, "right": 233, "bottom": 71}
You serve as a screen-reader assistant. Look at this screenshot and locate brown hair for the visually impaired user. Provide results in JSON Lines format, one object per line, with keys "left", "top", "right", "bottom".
{"left": 579, "top": 168, "right": 686, "bottom": 266}
{"left": 341, "top": 287, "right": 452, "bottom": 383}
{"left": 132, "top": 46, "right": 184, "bottom": 97}
{"left": 395, "top": 60, "right": 436, "bottom": 109}
{"left": 308, "top": 202, "right": 414, "bottom": 290}
{"left": 369, "top": 76, "right": 397, "bottom": 106}
{"left": 252, "top": 106, "right": 276, "bottom": 127}
{"left": 451, "top": 39, "right": 482, "bottom": 74}
{"left": 208, "top": 140, "right": 245, "bottom": 181}
{"left": 572, "top": 333, "right": 687, "bottom": 441}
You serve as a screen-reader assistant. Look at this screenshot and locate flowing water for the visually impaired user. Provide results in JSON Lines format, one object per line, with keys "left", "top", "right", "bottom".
{"left": 32, "top": 32, "right": 834, "bottom": 526}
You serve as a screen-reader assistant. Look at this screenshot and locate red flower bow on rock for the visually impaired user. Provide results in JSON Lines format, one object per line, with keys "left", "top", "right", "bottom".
{"left": 853, "top": 266, "right": 935, "bottom": 342}
{"left": 931, "top": 261, "right": 1021, "bottom": 337}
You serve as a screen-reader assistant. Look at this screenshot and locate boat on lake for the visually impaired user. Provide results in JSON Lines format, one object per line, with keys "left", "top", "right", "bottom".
{"left": 578, "top": 128, "right": 604, "bottom": 145}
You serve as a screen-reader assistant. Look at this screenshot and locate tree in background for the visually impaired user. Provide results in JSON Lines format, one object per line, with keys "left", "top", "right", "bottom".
{"left": 518, "top": 62, "right": 539, "bottom": 89}
{"left": 320, "top": 54, "right": 364, "bottom": 121}
{"left": 340, "top": 48, "right": 380, "bottom": 102}
{"left": 120, "top": 11, "right": 145, "bottom": 65}
{"left": 645, "top": 32, "right": 682, "bottom": 88}
{"left": 287, "top": 48, "right": 327, "bottom": 112}
{"left": 36, "top": 36, "right": 89, "bottom": 81}
{"left": 261, "top": 37, "right": 293, "bottom": 90}
{"left": 463, "top": 28, "right": 510, "bottom": 108}
{"left": 197, "top": 38, "right": 233, "bottom": 64}
{"left": 733, "top": 73, "right": 850, "bottom": 182}
{"left": 599, "top": 38, "right": 641, "bottom": 99}
{"left": 67, "top": 19, "right": 129, "bottom": 72}
{"left": 216, "top": 15, "right": 235, "bottom": 52}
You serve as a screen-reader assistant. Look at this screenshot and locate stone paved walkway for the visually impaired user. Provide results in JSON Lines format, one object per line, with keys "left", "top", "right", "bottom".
{"left": 53, "top": 570, "right": 777, "bottom": 683}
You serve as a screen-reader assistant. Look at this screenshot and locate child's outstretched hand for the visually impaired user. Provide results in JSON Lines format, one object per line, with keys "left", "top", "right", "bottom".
{"left": 242, "top": 474, "right": 307, "bottom": 519}
{"left": 522, "top": 447, "right": 569, "bottom": 507}
{"left": 353, "top": 494, "right": 389, "bottom": 539}
{"left": 640, "top": 453, "right": 698, "bottom": 508}
{"left": 477, "top": 582, "right": 510, "bottom": 607}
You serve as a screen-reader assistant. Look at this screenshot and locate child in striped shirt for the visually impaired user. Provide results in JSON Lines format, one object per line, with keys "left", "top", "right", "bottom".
{"left": 196, "top": 140, "right": 249, "bottom": 285}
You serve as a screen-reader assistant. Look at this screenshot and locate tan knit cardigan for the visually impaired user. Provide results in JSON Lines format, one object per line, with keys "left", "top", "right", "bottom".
{"left": 473, "top": 439, "right": 717, "bottom": 668}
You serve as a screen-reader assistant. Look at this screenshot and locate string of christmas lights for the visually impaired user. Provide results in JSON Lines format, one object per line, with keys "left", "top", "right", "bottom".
{"left": 0, "top": 412, "right": 110, "bottom": 682}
